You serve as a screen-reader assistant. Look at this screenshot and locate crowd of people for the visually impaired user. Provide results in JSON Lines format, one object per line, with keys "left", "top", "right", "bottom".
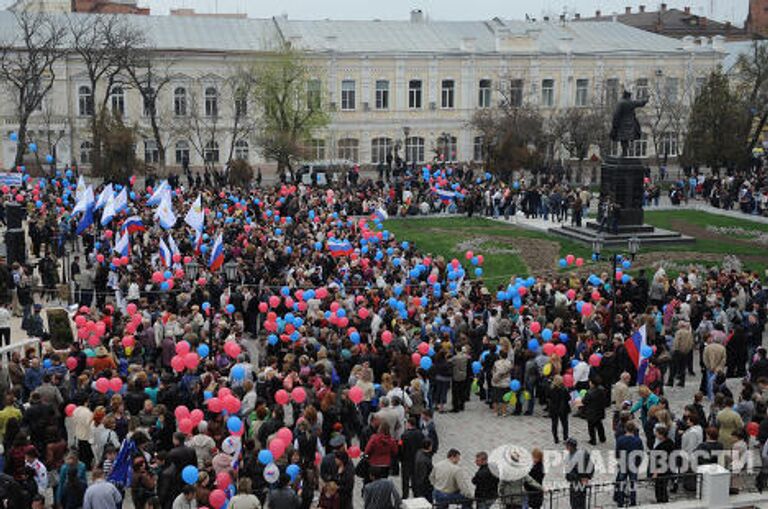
{"left": 0, "top": 160, "right": 765, "bottom": 509}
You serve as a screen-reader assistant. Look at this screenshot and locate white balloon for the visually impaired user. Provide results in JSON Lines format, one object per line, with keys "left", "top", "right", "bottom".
{"left": 263, "top": 462, "right": 280, "bottom": 484}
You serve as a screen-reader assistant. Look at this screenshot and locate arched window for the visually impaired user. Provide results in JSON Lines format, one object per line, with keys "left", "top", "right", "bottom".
{"left": 174, "top": 87, "right": 187, "bottom": 116}
{"left": 234, "top": 139, "right": 249, "bottom": 161}
{"left": 405, "top": 136, "right": 425, "bottom": 163}
{"left": 110, "top": 86, "right": 125, "bottom": 116}
{"left": 175, "top": 140, "right": 190, "bottom": 165}
{"left": 205, "top": 87, "right": 218, "bottom": 117}
{"left": 79, "top": 141, "right": 93, "bottom": 164}
{"left": 337, "top": 138, "right": 359, "bottom": 162}
{"left": 144, "top": 140, "right": 159, "bottom": 164}
{"left": 371, "top": 137, "right": 393, "bottom": 164}
{"left": 78, "top": 85, "right": 93, "bottom": 116}
{"left": 204, "top": 140, "right": 219, "bottom": 163}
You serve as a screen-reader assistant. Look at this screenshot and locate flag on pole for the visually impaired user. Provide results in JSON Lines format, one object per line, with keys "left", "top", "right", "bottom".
{"left": 167, "top": 234, "right": 180, "bottom": 258}
{"left": 159, "top": 238, "right": 172, "bottom": 267}
{"left": 100, "top": 193, "right": 117, "bottom": 226}
{"left": 75, "top": 175, "right": 87, "bottom": 202}
{"left": 147, "top": 180, "right": 170, "bottom": 206}
{"left": 73, "top": 185, "right": 94, "bottom": 214}
{"left": 373, "top": 207, "right": 388, "bottom": 222}
{"left": 113, "top": 231, "right": 129, "bottom": 257}
{"left": 154, "top": 194, "right": 176, "bottom": 230}
{"left": 95, "top": 183, "right": 113, "bottom": 211}
{"left": 185, "top": 195, "right": 204, "bottom": 232}
{"left": 209, "top": 233, "right": 224, "bottom": 271}
{"left": 193, "top": 230, "right": 203, "bottom": 255}
{"left": 112, "top": 188, "right": 128, "bottom": 213}
{"left": 436, "top": 189, "right": 455, "bottom": 204}
{"left": 107, "top": 439, "right": 138, "bottom": 488}
{"left": 121, "top": 215, "right": 145, "bottom": 234}
{"left": 76, "top": 203, "right": 94, "bottom": 235}
{"left": 327, "top": 239, "right": 354, "bottom": 257}
{"left": 624, "top": 325, "right": 649, "bottom": 384}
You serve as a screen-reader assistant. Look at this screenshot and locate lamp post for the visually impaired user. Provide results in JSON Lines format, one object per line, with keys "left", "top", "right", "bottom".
{"left": 223, "top": 260, "right": 238, "bottom": 283}
{"left": 591, "top": 235, "right": 641, "bottom": 337}
{"left": 185, "top": 261, "right": 199, "bottom": 281}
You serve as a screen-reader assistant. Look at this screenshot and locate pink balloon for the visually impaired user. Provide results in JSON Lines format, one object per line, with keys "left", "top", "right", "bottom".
{"left": 465, "top": 250, "right": 473, "bottom": 260}
{"left": 87, "top": 335, "right": 100, "bottom": 347}
{"left": 275, "top": 389, "right": 290, "bottom": 405}
{"left": 66, "top": 357, "right": 78, "bottom": 370}
{"left": 411, "top": 352, "right": 422, "bottom": 366}
{"left": 276, "top": 427, "right": 293, "bottom": 443}
{"left": 291, "top": 387, "right": 306, "bottom": 404}
{"left": 122, "top": 336, "right": 135, "bottom": 348}
{"left": 224, "top": 341, "right": 241, "bottom": 358}
{"left": 223, "top": 395, "right": 241, "bottom": 414}
{"left": 530, "top": 322, "right": 541, "bottom": 334}
{"left": 175, "top": 341, "right": 191, "bottom": 356}
{"left": 65, "top": 403, "right": 76, "bottom": 417}
{"left": 581, "top": 303, "right": 593, "bottom": 317}
{"left": 172, "top": 253, "right": 182, "bottom": 263}
{"left": 566, "top": 289, "right": 576, "bottom": 300}
{"left": 269, "top": 438, "right": 287, "bottom": 459}
{"left": 589, "top": 353, "right": 602, "bottom": 367}
{"left": 566, "top": 254, "right": 575, "bottom": 265}
{"left": 575, "top": 257, "right": 584, "bottom": 267}
{"left": 381, "top": 330, "right": 393, "bottom": 344}
{"left": 174, "top": 405, "right": 190, "bottom": 421}
{"left": 152, "top": 271, "right": 164, "bottom": 283}
{"left": 190, "top": 409, "right": 204, "bottom": 425}
{"left": 184, "top": 352, "right": 200, "bottom": 370}
{"left": 348, "top": 386, "right": 364, "bottom": 404}
{"left": 178, "top": 418, "right": 194, "bottom": 435}
{"left": 209, "top": 490, "right": 226, "bottom": 509}
{"left": 348, "top": 445, "right": 361, "bottom": 458}
{"left": 171, "top": 355, "right": 185, "bottom": 372}
{"left": 316, "top": 287, "right": 328, "bottom": 299}
{"left": 563, "top": 374, "right": 575, "bottom": 388}
{"left": 95, "top": 377, "right": 109, "bottom": 394}
{"left": 75, "top": 315, "right": 87, "bottom": 328}
{"left": 258, "top": 302, "right": 268, "bottom": 313}
{"left": 216, "top": 471, "right": 231, "bottom": 490}
{"left": 542, "top": 343, "right": 555, "bottom": 356}
{"left": 126, "top": 303, "right": 138, "bottom": 316}
{"left": 207, "top": 397, "right": 223, "bottom": 413}
{"left": 109, "top": 378, "right": 123, "bottom": 393}
{"left": 357, "top": 307, "right": 369, "bottom": 319}
{"left": 269, "top": 295, "right": 280, "bottom": 308}
{"left": 417, "top": 342, "right": 430, "bottom": 355}
{"left": 554, "top": 344, "right": 567, "bottom": 358}
{"left": 591, "top": 291, "right": 601, "bottom": 302}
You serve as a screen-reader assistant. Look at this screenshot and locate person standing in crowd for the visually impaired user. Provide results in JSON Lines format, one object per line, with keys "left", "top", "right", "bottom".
{"left": 650, "top": 426, "right": 675, "bottom": 503}
{"left": 614, "top": 421, "right": 643, "bottom": 507}
{"left": 430, "top": 449, "right": 474, "bottom": 509}
{"left": 82, "top": 468, "right": 122, "bottom": 509}
{"left": 564, "top": 439, "right": 593, "bottom": 509}
{"left": 547, "top": 375, "right": 570, "bottom": 443}
{"left": 581, "top": 378, "right": 608, "bottom": 445}
{"left": 472, "top": 451, "right": 498, "bottom": 509}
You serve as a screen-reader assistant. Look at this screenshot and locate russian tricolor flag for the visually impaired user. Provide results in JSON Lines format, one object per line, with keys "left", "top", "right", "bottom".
{"left": 625, "top": 325, "right": 649, "bottom": 384}
{"left": 122, "top": 215, "right": 145, "bottom": 234}
{"left": 209, "top": 233, "right": 225, "bottom": 271}
{"left": 113, "top": 232, "right": 129, "bottom": 257}
{"left": 436, "top": 189, "right": 455, "bottom": 204}
{"left": 327, "top": 239, "right": 354, "bottom": 257}
{"left": 159, "top": 238, "right": 172, "bottom": 268}
{"left": 373, "top": 207, "right": 388, "bottom": 222}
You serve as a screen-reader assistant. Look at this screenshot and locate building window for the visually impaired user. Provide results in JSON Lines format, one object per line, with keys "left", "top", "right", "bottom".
{"left": 665, "top": 77, "right": 679, "bottom": 104}
{"left": 437, "top": 134, "right": 457, "bottom": 161}
{"left": 405, "top": 136, "right": 425, "bottom": 163}
{"left": 144, "top": 140, "right": 159, "bottom": 164}
{"left": 78, "top": 85, "right": 93, "bottom": 116}
{"left": 235, "top": 90, "right": 248, "bottom": 118}
{"left": 478, "top": 79, "right": 492, "bottom": 108}
{"left": 575, "top": 79, "right": 589, "bottom": 107}
{"left": 635, "top": 78, "right": 649, "bottom": 100}
{"left": 307, "top": 139, "right": 325, "bottom": 160}
{"left": 204, "top": 140, "right": 219, "bottom": 163}
{"left": 409, "top": 80, "right": 422, "bottom": 109}
{"left": 509, "top": 79, "right": 524, "bottom": 107}
{"left": 204, "top": 87, "right": 218, "bottom": 117}
{"left": 473, "top": 136, "right": 485, "bottom": 162}
{"left": 307, "top": 79, "right": 321, "bottom": 110}
{"left": 604, "top": 78, "right": 619, "bottom": 105}
{"left": 79, "top": 141, "right": 93, "bottom": 164}
{"left": 340, "top": 80, "right": 356, "bottom": 111}
{"left": 110, "top": 86, "right": 125, "bottom": 116}
{"left": 142, "top": 87, "right": 155, "bottom": 117}
{"left": 441, "top": 80, "right": 455, "bottom": 109}
{"left": 371, "top": 137, "right": 393, "bottom": 164}
{"left": 375, "top": 80, "right": 389, "bottom": 110}
{"left": 660, "top": 132, "right": 678, "bottom": 157}
{"left": 337, "top": 138, "right": 359, "bottom": 162}
{"left": 234, "top": 139, "right": 249, "bottom": 160}
{"left": 175, "top": 140, "right": 190, "bottom": 165}
{"left": 612, "top": 133, "right": 648, "bottom": 158}
{"left": 541, "top": 79, "right": 554, "bottom": 107}
{"left": 174, "top": 87, "right": 187, "bottom": 116}
{"left": 694, "top": 77, "right": 706, "bottom": 96}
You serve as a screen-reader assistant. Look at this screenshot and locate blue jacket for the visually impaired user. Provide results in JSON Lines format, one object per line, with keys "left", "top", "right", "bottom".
{"left": 56, "top": 462, "right": 88, "bottom": 504}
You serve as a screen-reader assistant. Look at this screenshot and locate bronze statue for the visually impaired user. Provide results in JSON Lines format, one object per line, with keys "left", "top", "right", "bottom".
{"left": 610, "top": 90, "right": 648, "bottom": 157}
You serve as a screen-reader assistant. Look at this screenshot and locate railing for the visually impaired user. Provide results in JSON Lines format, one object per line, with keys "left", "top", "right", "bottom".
{"left": 429, "top": 473, "right": 703, "bottom": 509}
{"left": 0, "top": 337, "right": 41, "bottom": 363}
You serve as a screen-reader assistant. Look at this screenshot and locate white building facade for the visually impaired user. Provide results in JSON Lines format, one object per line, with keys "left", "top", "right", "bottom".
{"left": 0, "top": 11, "right": 723, "bottom": 171}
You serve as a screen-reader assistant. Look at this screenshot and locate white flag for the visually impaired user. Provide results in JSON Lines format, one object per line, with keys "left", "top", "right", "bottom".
{"left": 184, "top": 195, "right": 204, "bottom": 232}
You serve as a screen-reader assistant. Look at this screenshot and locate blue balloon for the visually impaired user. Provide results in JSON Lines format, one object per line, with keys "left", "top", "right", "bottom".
{"left": 197, "top": 344, "right": 210, "bottom": 358}
{"left": 472, "top": 361, "right": 482, "bottom": 374}
{"left": 471, "top": 256, "right": 479, "bottom": 266}
{"left": 182, "top": 465, "right": 199, "bottom": 484}
{"left": 231, "top": 365, "right": 245, "bottom": 380}
{"left": 204, "top": 391, "right": 212, "bottom": 400}
{"left": 559, "top": 258, "right": 567, "bottom": 268}
{"left": 622, "top": 260, "right": 631, "bottom": 270}
{"left": 227, "top": 416, "right": 243, "bottom": 433}
{"left": 9, "top": 132, "right": 18, "bottom": 142}
{"left": 571, "top": 359, "right": 579, "bottom": 368}
{"left": 350, "top": 331, "right": 361, "bottom": 344}
{"left": 497, "top": 291, "right": 507, "bottom": 301}
{"left": 528, "top": 339, "right": 540, "bottom": 351}
{"left": 286, "top": 463, "right": 301, "bottom": 481}
{"left": 401, "top": 241, "right": 410, "bottom": 250}
{"left": 43, "top": 358, "right": 52, "bottom": 369}
{"left": 509, "top": 379, "right": 521, "bottom": 392}
{"left": 160, "top": 281, "right": 169, "bottom": 291}
{"left": 258, "top": 450, "right": 274, "bottom": 464}
{"left": 475, "top": 268, "right": 483, "bottom": 277}
{"left": 621, "top": 274, "right": 631, "bottom": 284}
{"left": 641, "top": 345, "right": 653, "bottom": 359}
{"left": 28, "top": 142, "right": 37, "bottom": 153}
{"left": 163, "top": 271, "right": 172, "bottom": 279}
{"left": 202, "top": 302, "right": 210, "bottom": 311}
{"left": 560, "top": 333, "right": 569, "bottom": 343}
{"left": 337, "top": 308, "right": 346, "bottom": 318}
{"left": 268, "top": 334, "right": 278, "bottom": 346}
{"left": 541, "top": 328, "right": 553, "bottom": 341}
{"left": 420, "top": 357, "right": 433, "bottom": 370}
{"left": 45, "top": 154, "right": 54, "bottom": 164}
{"left": 200, "top": 244, "right": 208, "bottom": 254}
{"left": 226, "top": 304, "right": 236, "bottom": 314}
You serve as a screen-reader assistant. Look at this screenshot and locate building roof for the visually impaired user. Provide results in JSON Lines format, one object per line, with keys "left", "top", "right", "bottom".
{"left": 580, "top": 7, "right": 753, "bottom": 41}
{"left": 0, "top": 10, "right": 719, "bottom": 56}
{"left": 722, "top": 40, "right": 768, "bottom": 73}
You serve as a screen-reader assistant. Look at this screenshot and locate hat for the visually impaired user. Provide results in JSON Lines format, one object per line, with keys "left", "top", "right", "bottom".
{"left": 96, "top": 346, "right": 109, "bottom": 357}
{"left": 565, "top": 437, "right": 578, "bottom": 448}
{"left": 488, "top": 444, "right": 533, "bottom": 481}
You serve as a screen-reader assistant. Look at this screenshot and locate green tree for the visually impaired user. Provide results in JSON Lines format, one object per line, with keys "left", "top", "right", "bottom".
{"left": 93, "top": 111, "right": 142, "bottom": 184}
{"left": 251, "top": 47, "right": 329, "bottom": 177}
{"left": 684, "top": 70, "right": 751, "bottom": 171}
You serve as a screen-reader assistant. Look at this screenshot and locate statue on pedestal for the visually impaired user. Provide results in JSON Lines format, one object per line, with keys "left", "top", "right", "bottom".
{"left": 610, "top": 91, "right": 648, "bottom": 157}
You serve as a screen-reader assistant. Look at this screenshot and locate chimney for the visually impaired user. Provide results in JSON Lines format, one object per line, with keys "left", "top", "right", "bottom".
{"left": 625, "top": 6, "right": 632, "bottom": 14}
{"left": 574, "top": 13, "right": 580, "bottom": 20}
{"left": 660, "top": 3, "right": 667, "bottom": 12}
{"left": 684, "top": 6, "right": 691, "bottom": 15}
{"left": 543, "top": 16, "right": 550, "bottom": 22}
{"left": 595, "top": 9, "right": 601, "bottom": 17}
{"left": 410, "top": 9, "right": 424, "bottom": 23}
{"left": 639, "top": 5, "right": 645, "bottom": 13}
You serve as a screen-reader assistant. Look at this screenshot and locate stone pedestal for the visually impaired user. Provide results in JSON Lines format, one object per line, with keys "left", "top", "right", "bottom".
{"left": 600, "top": 156, "right": 644, "bottom": 227}
{"left": 696, "top": 464, "right": 731, "bottom": 508}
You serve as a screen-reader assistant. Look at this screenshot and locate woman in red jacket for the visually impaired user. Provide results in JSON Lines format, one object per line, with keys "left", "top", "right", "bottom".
{"left": 363, "top": 422, "right": 398, "bottom": 478}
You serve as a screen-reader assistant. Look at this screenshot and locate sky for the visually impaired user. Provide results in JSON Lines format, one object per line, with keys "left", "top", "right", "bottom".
{"left": 0, "top": 0, "right": 751, "bottom": 25}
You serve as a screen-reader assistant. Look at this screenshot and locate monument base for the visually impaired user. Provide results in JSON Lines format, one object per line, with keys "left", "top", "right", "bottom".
{"left": 549, "top": 156, "right": 694, "bottom": 246}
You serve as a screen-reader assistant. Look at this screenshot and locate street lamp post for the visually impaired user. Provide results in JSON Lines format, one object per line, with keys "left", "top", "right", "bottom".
{"left": 591, "top": 235, "right": 640, "bottom": 337}
{"left": 223, "top": 260, "right": 238, "bottom": 283}
{"left": 185, "top": 261, "right": 199, "bottom": 281}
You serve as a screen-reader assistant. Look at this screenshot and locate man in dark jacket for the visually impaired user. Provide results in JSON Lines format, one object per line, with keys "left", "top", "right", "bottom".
{"left": 581, "top": 378, "right": 608, "bottom": 445}
{"left": 472, "top": 451, "right": 498, "bottom": 509}
{"left": 400, "top": 416, "right": 424, "bottom": 498}
{"left": 614, "top": 421, "right": 644, "bottom": 507}
{"left": 167, "top": 432, "right": 197, "bottom": 478}
{"left": 267, "top": 473, "right": 301, "bottom": 509}
{"left": 412, "top": 439, "right": 434, "bottom": 501}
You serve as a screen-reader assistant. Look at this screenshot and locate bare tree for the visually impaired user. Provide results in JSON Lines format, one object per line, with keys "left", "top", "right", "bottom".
{"left": 123, "top": 49, "right": 174, "bottom": 168}
{"left": 172, "top": 81, "right": 221, "bottom": 171}
{"left": 641, "top": 74, "right": 697, "bottom": 169}
{"left": 68, "top": 14, "right": 146, "bottom": 172}
{"left": 735, "top": 41, "right": 768, "bottom": 151}
{"left": 550, "top": 105, "right": 609, "bottom": 183}
{"left": 224, "top": 68, "right": 258, "bottom": 165}
{"left": 0, "top": 9, "right": 65, "bottom": 167}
